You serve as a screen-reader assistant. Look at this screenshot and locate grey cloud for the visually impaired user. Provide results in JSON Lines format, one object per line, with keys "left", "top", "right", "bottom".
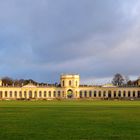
{"left": 0, "top": 0, "right": 140, "bottom": 83}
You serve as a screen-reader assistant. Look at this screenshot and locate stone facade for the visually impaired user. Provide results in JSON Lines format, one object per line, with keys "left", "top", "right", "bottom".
{"left": 0, "top": 74, "right": 140, "bottom": 100}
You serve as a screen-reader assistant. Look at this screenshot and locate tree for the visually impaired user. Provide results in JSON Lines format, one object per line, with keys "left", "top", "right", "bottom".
{"left": 124, "top": 75, "right": 130, "bottom": 85}
{"left": 2, "top": 77, "right": 13, "bottom": 86}
{"left": 112, "top": 73, "right": 125, "bottom": 86}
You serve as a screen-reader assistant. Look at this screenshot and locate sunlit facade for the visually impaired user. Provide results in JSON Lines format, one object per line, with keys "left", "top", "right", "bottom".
{"left": 0, "top": 74, "right": 140, "bottom": 100}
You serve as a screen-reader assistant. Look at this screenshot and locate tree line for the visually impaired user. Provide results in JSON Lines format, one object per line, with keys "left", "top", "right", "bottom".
{"left": 1, "top": 77, "right": 48, "bottom": 86}
{"left": 112, "top": 73, "right": 140, "bottom": 87}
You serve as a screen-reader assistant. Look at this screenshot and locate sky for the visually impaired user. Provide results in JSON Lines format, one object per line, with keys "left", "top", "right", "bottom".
{"left": 0, "top": 0, "right": 140, "bottom": 84}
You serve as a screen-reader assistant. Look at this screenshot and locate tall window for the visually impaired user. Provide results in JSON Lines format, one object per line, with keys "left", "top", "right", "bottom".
{"left": 103, "top": 91, "right": 106, "bottom": 97}
{"left": 69, "top": 80, "right": 72, "bottom": 86}
{"left": 84, "top": 91, "right": 87, "bottom": 97}
{"left": 44, "top": 91, "right": 47, "bottom": 97}
{"left": 80, "top": 91, "right": 82, "bottom": 98}
{"left": 128, "top": 91, "right": 131, "bottom": 97}
{"left": 123, "top": 91, "right": 126, "bottom": 97}
{"left": 39, "top": 91, "right": 42, "bottom": 97}
{"left": 19, "top": 91, "right": 22, "bottom": 98}
{"left": 49, "top": 91, "right": 51, "bottom": 97}
{"left": 15, "top": 91, "right": 17, "bottom": 98}
{"left": 133, "top": 91, "right": 135, "bottom": 97}
{"left": 58, "top": 91, "right": 61, "bottom": 97}
{"left": 99, "top": 91, "right": 101, "bottom": 97}
{"left": 62, "top": 81, "right": 64, "bottom": 87}
{"left": 76, "top": 81, "right": 78, "bottom": 86}
{"left": 89, "top": 91, "right": 92, "bottom": 97}
{"left": 94, "top": 91, "right": 96, "bottom": 97}
{"left": 118, "top": 91, "right": 121, "bottom": 97}
{"left": 34, "top": 91, "right": 37, "bottom": 98}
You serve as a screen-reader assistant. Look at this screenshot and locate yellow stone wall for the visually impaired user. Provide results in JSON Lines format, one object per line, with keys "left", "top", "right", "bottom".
{"left": 0, "top": 75, "right": 140, "bottom": 100}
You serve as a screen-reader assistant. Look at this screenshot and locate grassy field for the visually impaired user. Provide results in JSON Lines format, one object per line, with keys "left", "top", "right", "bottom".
{"left": 0, "top": 100, "right": 140, "bottom": 140}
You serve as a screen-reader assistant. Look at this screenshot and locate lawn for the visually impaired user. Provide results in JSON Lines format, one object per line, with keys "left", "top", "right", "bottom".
{"left": 0, "top": 100, "right": 140, "bottom": 140}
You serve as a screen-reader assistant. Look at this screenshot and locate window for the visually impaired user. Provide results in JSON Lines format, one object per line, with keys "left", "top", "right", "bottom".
{"left": 58, "top": 91, "right": 61, "bottom": 97}
{"left": 19, "top": 91, "right": 22, "bottom": 97}
{"left": 133, "top": 91, "right": 135, "bottom": 97}
{"left": 0, "top": 91, "right": 2, "bottom": 98}
{"left": 62, "top": 81, "right": 64, "bottom": 87}
{"left": 49, "top": 91, "right": 51, "bottom": 97}
{"left": 84, "top": 91, "right": 87, "bottom": 97}
{"left": 94, "top": 91, "right": 96, "bottom": 97}
{"left": 128, "top": 91, "right": 131, "bottom": 97}
{"left": 103, "top": 91, "right": 106, "bottom": 97}
{"left": 24, "top": 91, "right": 27, "bottom": 98}
{"left": 76, "top": 81, "right": 78, "bottom": 86}
{"left": 69, "top": 80, "right": 72, "bottom": 86}
{"left": 34, "top": 91, "right": 37, "bottom": 98}
{"left": 80, "top": 91, "right": 82, "bottom": 98}
{"left": 99, "top": 91, "right": 101, "bottom": 97}
{"left": 123, "top": 91, "right": 126, "bottom": 97}
{"left": 53, "top": 91, "right": 56, "bottom": 97}
{"left": 39, "top": 91, "right": 42, "bottom": 97}
{"left": 118, "top": 91, "right": 121, "bottom": 97}
{"left": 15, "top": 91, "right": 17, "bottom": 97}
{"left": 10, "top": 91, "right": 12, "bottom": 97}
{"left": 5, "top": 91, "right": 7, "bottom": 97}
{"left": 89, "top": 91, "right": 92, "bottom": 97}
{"left": 44, "top": 91, "right": 47, "bottom": 97}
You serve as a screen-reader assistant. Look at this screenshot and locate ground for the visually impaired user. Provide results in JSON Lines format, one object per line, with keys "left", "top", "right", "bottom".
{"left": 0, "top": 100, "right": 140, "bottom": 140}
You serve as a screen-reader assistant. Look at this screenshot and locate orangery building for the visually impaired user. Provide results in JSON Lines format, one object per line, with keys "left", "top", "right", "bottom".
{"left": 0, "top": 74, "right": 140, "bottom": 100}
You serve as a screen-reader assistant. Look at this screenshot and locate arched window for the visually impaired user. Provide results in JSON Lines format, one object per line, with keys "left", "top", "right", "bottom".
{"left": 76, "top": 81, "right": 78, "bottom": 86}
{"left": 69, "top": 80, "right": 72, "bottom": 86}
{"left": 118, "top": 91, "right": 121, "bottom": 97}
{"left": 123, "top": 91, "right": 126, "bottom": 97}
{"left": 24, "top": 91, "right": 27, "bottom": 98}
{"left": 138, "top": 91, "right": 140, "bottom": 98}
{"left": 53, "top": 91, "right": 56, "bottom": 97}
{"left": 34, "top": 91, "right": 37, "bottom": 98}
{"left": 49, "top": 91, "right": 51, "bottom": 97}
{"left": 62, "top": 81, "right": 64, "bottom": 87}
{"left": 80, "top": 91, "right": 82, "bottom": 98}
{"left": 128, "top": 91, "right": 131, "bottom": 97}
{"left": 19, "top": 91, "right": 22, "bottom": 98}
{"left": 5, "top": 91, "right": 7, "bottom": 97}
{"left": 114, "top": 91, "right": 116, "bottom": 97}
{"left": 94, "top": 91, "right": 96, "bottom": 97}
{"left": 15, "top": 91, "right": 17, "bottom": 98}
{"left": 103, "top": 91, "right": 106, "bottom": 97}
{"left": 98, "top": 91, "right": 101, "bottom": 97}
{"left": 84, "top": 91, "right": 87, "bottom": 97}
{"left": 29, "top": 91, "right": 32, "bottom": 98}
{"left": 10, "top": 91, "right": 12, "bottom": 97}
{"left": 0, "top": 91, "right": 2, "bottom": 98}
{"left": 133, "top": 91, "right": 135, "bottom": 97}
{"left": 58, "top": 91, "right": 61, "bottom": 97}
{"left": 108, "top": 91, "right": 111, "bottom": 98}
{"left": 89, "top": 91, "right": 92, "bottom": 97}
{"left": 44, "top": 91, "right": 47, "bottom": 97}
{"left": 39, "top": 91, "right": 42, "bottom": 97}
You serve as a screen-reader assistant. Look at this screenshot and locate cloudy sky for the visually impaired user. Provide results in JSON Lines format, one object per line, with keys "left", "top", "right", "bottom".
{"left": 0, "top": 0, "right": 140, "bottom": 84}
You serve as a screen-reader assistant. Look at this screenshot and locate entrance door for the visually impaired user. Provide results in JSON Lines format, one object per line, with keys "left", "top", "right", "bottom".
{"left": 67, "top": 89, "right": 73, "bottom": 98}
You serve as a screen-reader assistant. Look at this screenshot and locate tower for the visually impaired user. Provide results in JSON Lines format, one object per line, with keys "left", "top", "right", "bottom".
{"left": 60, "top": 74, "right": 80, "bottom": 88}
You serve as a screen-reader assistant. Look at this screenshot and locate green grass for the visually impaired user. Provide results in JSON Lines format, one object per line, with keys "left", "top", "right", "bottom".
{"left": 0, "top": 100, "right": 140, "bottom": 140}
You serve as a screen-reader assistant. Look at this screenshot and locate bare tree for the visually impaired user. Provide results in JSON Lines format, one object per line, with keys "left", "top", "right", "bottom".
{"left": 112, "top": 73, "right": 125, "bottom": 86}
{"left": 124, "top": 75, "right": 129, "bottom": 85}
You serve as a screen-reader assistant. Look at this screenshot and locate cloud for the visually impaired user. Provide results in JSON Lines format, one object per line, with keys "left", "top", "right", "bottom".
{"left": 0, "top": 0, "right": 140, "bottom": 83}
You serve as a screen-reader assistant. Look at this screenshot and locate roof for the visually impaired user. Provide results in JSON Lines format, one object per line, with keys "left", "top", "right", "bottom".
{"left": 22, "top": 83, "right": 37, "bottom": 88}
